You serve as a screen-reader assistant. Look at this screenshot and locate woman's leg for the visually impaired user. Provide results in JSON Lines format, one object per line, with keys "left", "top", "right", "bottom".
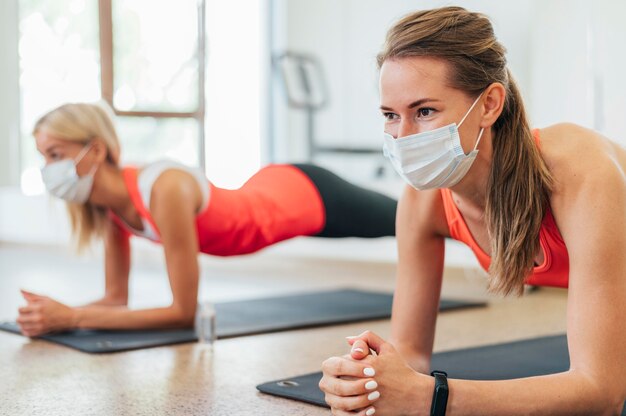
{"left": 292, "top": 163, "right": 396, "bottom": 238}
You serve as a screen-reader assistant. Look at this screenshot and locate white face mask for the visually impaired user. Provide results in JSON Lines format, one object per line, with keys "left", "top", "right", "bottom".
{"left": 41, "top": 143, "right": 97, "bottom": 203}
{"left": 383, "top": 93, "right": 485, "bottom": 190}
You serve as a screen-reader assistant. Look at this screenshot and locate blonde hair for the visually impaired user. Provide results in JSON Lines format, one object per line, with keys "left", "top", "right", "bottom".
{"left": 379, "top": 7, "right": 553, "bottom": 296}
{"left": 33, "top": 102, "right": 121, "bottom": 251}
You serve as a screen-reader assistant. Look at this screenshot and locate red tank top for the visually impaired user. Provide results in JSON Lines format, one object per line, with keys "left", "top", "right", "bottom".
{"left": 440, "top": 130, "right": 570, "bottom": 288}
{"left": 115, "top": 164, "right": 326, "bottom": 256}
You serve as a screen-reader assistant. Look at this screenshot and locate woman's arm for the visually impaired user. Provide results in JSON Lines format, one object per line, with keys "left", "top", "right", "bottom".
{"left": 87, "top": 219, "right": 131, "bottom": 306}
{"left": 442, "top": 140, "right": 626, "bottom": 415}
{"left": 390, "top": 185, "right": 448, "bottom": 373}
{"left": 321, "top": 129, "right": 626, "bottom": 415}
{"left": 18, "top": 170, "right": 204, "bottom": 334}
{"left": 73, "top": 170, "right": 203, "bottom": 329}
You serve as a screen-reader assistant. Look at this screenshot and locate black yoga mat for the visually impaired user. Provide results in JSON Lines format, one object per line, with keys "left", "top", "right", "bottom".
{"left": 256, "top": 334, "right": 626, "bottom": 415}
{"left": 0, "top": 289, "right": 484, "bottom": 353}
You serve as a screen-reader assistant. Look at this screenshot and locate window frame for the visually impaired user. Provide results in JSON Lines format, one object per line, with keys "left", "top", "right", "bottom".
{"left": 98, "top": 0, "right": 207, "bottom": 169}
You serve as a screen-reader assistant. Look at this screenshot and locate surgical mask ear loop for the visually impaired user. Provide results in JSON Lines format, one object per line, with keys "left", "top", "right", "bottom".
{"left": 74, "top": 142, "right": 99, "bottom": 177}
{"left": 472, "top": 128, "right": 485, "bottom": 151}
{"left": 457, "top": 92, "right": 485, "bottom": 153}
{"left": 86, "top": 162, "right": 99, "bottom": 177}
{"left": 73, "top": 142, "right": 94, "bottom": 165}
{"left": 457, "top": 92, "right": 484, "bottom": 128}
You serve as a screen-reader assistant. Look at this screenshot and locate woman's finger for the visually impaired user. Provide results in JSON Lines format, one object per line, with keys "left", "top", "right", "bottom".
{"left": 347, "top": 330, "right": 388, "bottom": 355}
{"left": 16, "top": 314, "right": 42, "bottom": 324}
{"left": 18, "top": 304, "right": 40, "bottom": 315}
{"left": 350, "top": 339, "right": 372, "bottom": 360}
{"left": 331, "top": 408, "right": 376, "bottom": 416}
{"left": 19, "top": 323, "right": 42, "bottom": 332}
{"left": 324, "top": 390, "right": 380, "bottom": 412}
{"left": 330, "top": 409, "right": 355, "bottom": 416}
{"left": 18, "top": 306, "right": 33, "bottom": 314}
{"left": 322, "top": 356, "right": 377, "bottom": 378}
{"left": 19, "top": 323, "right": 43, "bottom": 335}
{"left": 319, "top": 374, "right": 378, "bottom": 396}
{"left": 20, "top": 289, "right": 44, "bottom": 301}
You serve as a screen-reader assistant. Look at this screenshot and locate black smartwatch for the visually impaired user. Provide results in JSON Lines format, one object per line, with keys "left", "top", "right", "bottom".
{"left": 430, "top": 370, "right": 449, "bottom": 416}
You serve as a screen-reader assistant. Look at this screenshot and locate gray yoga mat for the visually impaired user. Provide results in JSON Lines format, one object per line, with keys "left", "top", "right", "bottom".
{"left": 256, "top": 334, "right": 626, "bottom": 415}
{"left": 0, "top": 288, "right": 484, "bottom": 353}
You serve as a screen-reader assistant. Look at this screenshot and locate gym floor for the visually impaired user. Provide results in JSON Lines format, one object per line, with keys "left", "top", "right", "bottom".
{"left": 0, "top": 240, "right": 567, "bottom": 415}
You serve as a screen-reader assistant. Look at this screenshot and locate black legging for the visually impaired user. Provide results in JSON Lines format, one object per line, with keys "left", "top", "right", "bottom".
{"left": 292, "top": 164, "right": 396, "bottom": 238}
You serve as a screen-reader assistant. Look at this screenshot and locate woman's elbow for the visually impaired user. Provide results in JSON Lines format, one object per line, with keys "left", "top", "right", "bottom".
{"left": 578, "top": 371, "right": 626, "bottom": 415}
{"left": 168, "top": 304, "right": 196, "bottom": 327}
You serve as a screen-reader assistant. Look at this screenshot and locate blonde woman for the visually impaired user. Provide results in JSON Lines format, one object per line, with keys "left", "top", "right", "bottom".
{"left": 17, "top": 102, "right": 397, "bottom": 336}
{"left": 319, "top": 6, "right": 626, "bottom": 416}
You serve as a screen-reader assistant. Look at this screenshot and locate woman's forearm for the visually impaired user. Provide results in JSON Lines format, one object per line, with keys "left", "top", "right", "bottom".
{"left": 73, "top": 304, "right": 195, "bottom": 330}
{"left": 447, "top": 371, "right": 620, "bottom": 416}
{"left": 84, "top": 295, "right": 128, "bottom": 307}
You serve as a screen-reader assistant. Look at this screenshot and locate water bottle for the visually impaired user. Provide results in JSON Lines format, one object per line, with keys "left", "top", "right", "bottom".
{"left": 195, "top": 301, "right": 216, "bottom": 347}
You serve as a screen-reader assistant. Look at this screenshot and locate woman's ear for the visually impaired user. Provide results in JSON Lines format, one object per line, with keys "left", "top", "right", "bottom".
{"left": 90, "top": 138, "right": 110, "bottom": 164}
{"left": 480, "top": 82, "right": 506, "bottom": 128}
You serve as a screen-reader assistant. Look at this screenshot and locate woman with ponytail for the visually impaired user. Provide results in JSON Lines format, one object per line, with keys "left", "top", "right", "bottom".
{"left": 17, "top": 102, "right": 396, "bottom": 335}
{"left": 320, "top": 6, "right": 626, "bottom": 415}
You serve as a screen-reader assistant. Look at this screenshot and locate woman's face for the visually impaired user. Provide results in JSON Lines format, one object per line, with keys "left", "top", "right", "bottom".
{"left": 35, "top": 131, "right": 95, "bottom": 176}
{"left": 379, "top": 56, "right": 483, "bottom": 147}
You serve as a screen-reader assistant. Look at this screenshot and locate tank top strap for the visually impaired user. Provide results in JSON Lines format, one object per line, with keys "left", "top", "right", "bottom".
{"left": 121, "top": 166, "right": 161, "bottom": 237}
{"left": 439, "top": 189, "right": 461, "bottom": 239}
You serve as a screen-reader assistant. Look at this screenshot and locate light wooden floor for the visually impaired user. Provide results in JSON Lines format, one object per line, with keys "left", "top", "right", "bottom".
{"left": 0, "top": 241, "right": 568, "bottom": 415}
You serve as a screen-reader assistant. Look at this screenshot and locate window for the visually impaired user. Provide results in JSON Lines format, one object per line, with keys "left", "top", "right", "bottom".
{"left": 19, "top": 0, "right": 101, "bottom": 194}
{"left": 100, "top": 0, "right": 206, "bottom": 168}
{"left": 18, "top": 0, "right": 263, "bottom": 194}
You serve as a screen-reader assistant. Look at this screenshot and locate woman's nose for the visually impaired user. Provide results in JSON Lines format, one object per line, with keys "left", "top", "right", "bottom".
{"left": 396, "top": 121, "right": 419, "bottom": 139}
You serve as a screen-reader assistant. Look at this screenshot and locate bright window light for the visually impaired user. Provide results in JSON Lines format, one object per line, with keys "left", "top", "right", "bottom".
{"left": 18, "top": 0, "right": 264, "bottom": 194}
{"left": 204, "top": 0, "right": 262, "bottom": 189}
{"left": 20, "top": 166, "right": 45, "bottom": 196}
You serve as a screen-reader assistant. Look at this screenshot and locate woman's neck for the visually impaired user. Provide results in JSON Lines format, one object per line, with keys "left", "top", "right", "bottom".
{"left": 88, "top": 164, "right": 133, "bottom": 212}
{"left": 449, "top": 132, "right": 493, "bottom": 211}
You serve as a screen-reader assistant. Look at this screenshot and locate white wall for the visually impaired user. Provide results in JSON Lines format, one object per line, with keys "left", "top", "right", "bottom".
{"left": 0, "top": 190, "right": 70, "bottom": 245}
{"left": 527, "top": 0, "right": 626, "bottom": 144}
{"left": 0, "top": 0, "right": 20, "bottom": 187}
{"left": 594, "top": 2, "right": 626, "bottom": 144}
{"left": 528, "top": 0, "right": 593, "bottom": 130}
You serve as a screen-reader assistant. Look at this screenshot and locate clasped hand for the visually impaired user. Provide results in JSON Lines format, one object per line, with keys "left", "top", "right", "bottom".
{"left": 319, "top": 330, "right": 434, "bottom": 416}
{"left": 16, "top": 290, "right": 77, "bottom": 337}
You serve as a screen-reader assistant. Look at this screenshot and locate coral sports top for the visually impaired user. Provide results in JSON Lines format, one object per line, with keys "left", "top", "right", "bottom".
{"left": 440, "top": 130, "right": 570, "bottom": 288}
{"left": 112, "top": 162, "right": 325, "bottom": 256}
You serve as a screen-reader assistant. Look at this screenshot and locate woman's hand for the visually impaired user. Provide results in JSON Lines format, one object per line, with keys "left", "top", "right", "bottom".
{"left": 320, "top": 352, "right": 381, "bottom": 416}
{"left": 320, "top": 330, "right": 434, "bottom": 416}
{"left": 16, "top": 290, "right": 78, "bottom": 337}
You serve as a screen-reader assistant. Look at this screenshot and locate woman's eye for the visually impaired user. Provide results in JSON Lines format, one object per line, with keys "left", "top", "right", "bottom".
{"left": 382, "top": 112, "right": 398, "bottom": 121}
{"left": 417, "top": 108, "right": 435, "bottom": 118}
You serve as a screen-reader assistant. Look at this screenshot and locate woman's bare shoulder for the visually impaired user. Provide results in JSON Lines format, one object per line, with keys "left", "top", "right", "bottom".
{"left": 539, "top": 123, "right": 626, "bottom": 207}
{"left": 539, "top": 123, "right": 624, "bottom": 180}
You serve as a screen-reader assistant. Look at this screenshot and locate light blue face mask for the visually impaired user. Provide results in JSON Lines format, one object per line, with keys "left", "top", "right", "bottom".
{"left": 383, "top": 92, "right": 484, "bottom": 190}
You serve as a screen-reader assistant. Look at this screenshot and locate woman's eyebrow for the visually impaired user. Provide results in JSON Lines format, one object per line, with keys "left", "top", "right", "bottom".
{"left": 380, "top": 98, "right": 441, "bottom": 112}
{"left": 407, "top": 98, "right": 440, "bottom": 109}
{"left": 44, "top": 145, "right": 63, "bottom": 154}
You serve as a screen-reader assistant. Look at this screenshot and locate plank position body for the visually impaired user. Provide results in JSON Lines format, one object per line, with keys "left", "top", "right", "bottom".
{"left": 319, "top": 6, "right": 626, "bottom": 416}
{"left": 17, "top": 102, "right": 396, "bottom": 335}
